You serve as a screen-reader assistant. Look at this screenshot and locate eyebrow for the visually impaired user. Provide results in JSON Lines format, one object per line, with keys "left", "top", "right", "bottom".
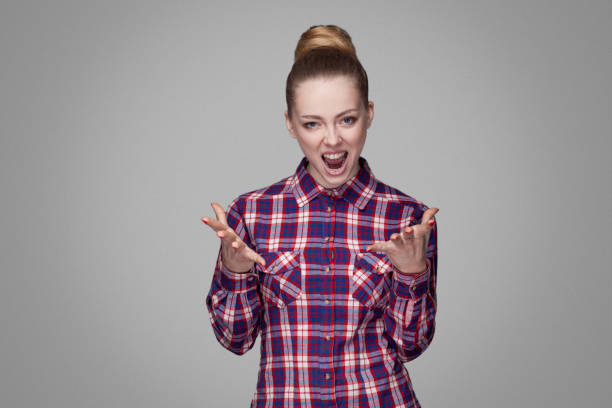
{"left": 300, "top": 108, "right": 359, "bottom": 120}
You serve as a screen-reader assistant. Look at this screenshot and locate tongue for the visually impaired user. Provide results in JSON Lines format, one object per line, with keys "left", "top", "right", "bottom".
{"left": 324, "top": 154, "right": 346, "bottom": 170}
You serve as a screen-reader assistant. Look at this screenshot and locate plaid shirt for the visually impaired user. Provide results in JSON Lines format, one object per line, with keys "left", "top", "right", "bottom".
{"left": 206, "top": 156, "right": 438, "bottom": 408}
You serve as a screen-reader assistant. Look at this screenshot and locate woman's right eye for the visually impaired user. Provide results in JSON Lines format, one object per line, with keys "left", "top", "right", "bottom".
{"left": 304, "top": 122, "right": 318, "bottom": 129}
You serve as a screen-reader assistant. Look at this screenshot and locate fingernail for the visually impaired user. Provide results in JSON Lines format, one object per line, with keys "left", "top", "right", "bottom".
{"left": 201, "top": 217, "right": 208, "bottom": 224}
{"left": 217, "top": 231, "right": 224, "bottom": 238}
{"left": 428, "top": 220, "right": 435, "bottom": 225}
{"left": 232, "top": 241, "right": 238, "bottom": 248}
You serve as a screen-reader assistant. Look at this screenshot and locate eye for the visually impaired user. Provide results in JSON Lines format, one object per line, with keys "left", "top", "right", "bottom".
{"left": 341, "top": 116, "right": 356, "bottom": 125}
{"left": 304, "top": 122, "right": 318, "bottom": 129}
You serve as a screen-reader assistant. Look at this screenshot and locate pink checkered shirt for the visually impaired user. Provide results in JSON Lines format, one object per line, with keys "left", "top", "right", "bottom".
{"left": 206, "top": 156, "right": 438, "bottom": 408}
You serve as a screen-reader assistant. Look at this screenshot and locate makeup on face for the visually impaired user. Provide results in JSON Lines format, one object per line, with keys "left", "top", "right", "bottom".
{"left": 286, "top": 75, "right": 372, "bottom": 189}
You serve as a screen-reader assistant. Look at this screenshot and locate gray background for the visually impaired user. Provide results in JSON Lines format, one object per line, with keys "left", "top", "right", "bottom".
{"left": 1, "top": 0, "right": 610, "bottom": 407}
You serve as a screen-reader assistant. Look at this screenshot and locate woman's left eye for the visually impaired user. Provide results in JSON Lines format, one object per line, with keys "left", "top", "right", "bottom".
{"left": 342, "top": 116, "right": 356, "bottom": 125}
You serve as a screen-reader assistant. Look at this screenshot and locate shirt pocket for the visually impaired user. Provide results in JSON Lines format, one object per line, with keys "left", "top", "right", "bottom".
{"left": 256, "top": 250, "right": 302, "bottom": 308}
{"left": 351, "top": 251, "right": 393, "bottom": 309}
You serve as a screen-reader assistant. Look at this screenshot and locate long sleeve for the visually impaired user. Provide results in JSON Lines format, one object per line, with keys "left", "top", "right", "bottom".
{"left": 384, "top": 220, "right": 438, "bottom": 362}
{"left": 202, "top": 157, "right": 436, "bottom": 407}
{"left": 205, "top": 198, "right": 262, "bottom": 355}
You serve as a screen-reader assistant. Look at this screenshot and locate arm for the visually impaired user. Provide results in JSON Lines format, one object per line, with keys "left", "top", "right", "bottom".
{"left": 384, "top": 222, "right": 437, "bottom": 362}
{"left": 366, "top": 205, "right": 438, "bottom": 363}
{"left": 205, "top": 199, "right": 262, "bottom": 355}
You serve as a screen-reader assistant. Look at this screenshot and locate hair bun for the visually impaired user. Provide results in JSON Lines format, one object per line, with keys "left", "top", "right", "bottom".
{"left": 294, "top": 25, "right": 357, "bottom": 61}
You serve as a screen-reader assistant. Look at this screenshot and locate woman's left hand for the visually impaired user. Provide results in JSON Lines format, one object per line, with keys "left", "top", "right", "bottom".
{"left": 366, "top": 207, "right": 439, "bottom": 275}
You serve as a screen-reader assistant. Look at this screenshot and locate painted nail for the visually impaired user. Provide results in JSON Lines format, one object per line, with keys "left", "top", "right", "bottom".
{"left": 428, "top": 220, "right": 435, "bottom": 225}
{"left": 217, "top": 231, "right": 224, "bottom": 238}
{"left": 201, "top": 217, "right": 208, "bottom": 224}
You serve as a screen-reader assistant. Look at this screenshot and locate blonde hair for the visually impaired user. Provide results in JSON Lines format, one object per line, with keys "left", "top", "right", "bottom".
{"left": 286, "top": 25, "right": 368, "bottom": 117}
{"left": 293, "top": 25, "right": 357, "bottom": 61}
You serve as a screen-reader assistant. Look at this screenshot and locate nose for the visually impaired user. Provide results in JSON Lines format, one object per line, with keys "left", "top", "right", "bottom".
{"left": 324, "top": 125, "right": 341, "bottom": 146}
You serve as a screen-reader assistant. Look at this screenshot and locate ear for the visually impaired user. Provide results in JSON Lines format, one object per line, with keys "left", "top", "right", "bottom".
{"left": 366, "top": 101, "right": 374, "bottom": 129}
{"left": 285, "top": 110, "right": 297, "bottom": 139}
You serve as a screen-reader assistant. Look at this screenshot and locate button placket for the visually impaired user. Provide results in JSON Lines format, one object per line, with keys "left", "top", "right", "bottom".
{"left": 321, "top": 197, "right": 336, "bottom": 391}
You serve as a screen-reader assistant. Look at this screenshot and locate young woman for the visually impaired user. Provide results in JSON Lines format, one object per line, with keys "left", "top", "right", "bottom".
{"left": 202, "top": 25, "right": 439, "bottom": 408}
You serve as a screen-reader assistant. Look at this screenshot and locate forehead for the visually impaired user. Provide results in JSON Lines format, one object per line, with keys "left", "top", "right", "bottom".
{"left": 293, "top": 75, "right": 361, "bottom": 116}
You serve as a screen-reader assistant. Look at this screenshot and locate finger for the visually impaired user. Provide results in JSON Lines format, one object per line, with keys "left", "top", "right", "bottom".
{"left": 233, "top": 240, "right": 265, "bottom": 266}
{"left": 234, "top": 241, "right": 265, "bottom": 266}
{"left": 245, "top": 248, "right": 266, "bottom": 266}
{"left": 392, "top": 232, "right": 411, "bottom": 248}
{"left": 397, "top": 226, "right": 415, "bottom": 243}
{"left": 405, "top": 224, "right": 431, "bottom": 253}
{"left": 402, "top": 226, "right": 415, "bottom": 237}
{"left": 201, "top": 216, "right": 230, "bottom": 232}
{"left": 420, "top": 207, "right": 439, "bottom": 228}
{"left": 223, "top": 233, "right": 266, "bottom": 266}
{"left": 366, "top": 241, "right": 389, "bottom": 253}
{"left": 216, "top": 228, "right": 238, "bottom": 248}
{"left": 211, "top": 202, "right": 229, "bottom": 225}
{"left": 231, "top": 238, "right": 244, "bottom": 249}
{"left": 392, "top": 232, "right": 406, "bottom": 245}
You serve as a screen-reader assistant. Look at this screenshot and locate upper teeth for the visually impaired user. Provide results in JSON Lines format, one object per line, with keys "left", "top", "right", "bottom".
{"left": 323, "top": 152, "right": 345, "bottom": 160}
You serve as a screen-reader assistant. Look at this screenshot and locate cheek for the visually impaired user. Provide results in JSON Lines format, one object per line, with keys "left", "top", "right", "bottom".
{"left": 345, "top": 126, "right": 367, "bottom": 145}
{"left": 295, "top": 133, "right": 319, "bottom": 153}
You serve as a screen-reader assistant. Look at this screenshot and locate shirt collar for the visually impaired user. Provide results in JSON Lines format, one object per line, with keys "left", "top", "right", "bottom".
{"left": 290, "top": 156, "right": 378, "bottom": 210}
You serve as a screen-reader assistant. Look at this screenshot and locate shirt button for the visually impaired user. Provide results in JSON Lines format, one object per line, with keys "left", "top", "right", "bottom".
{"left": 324, "top": 298, "right": 330, "bottom": 305}
{"left": 325, "top": 335, "right": 331, "bottom": 341}
{"left": 324, "top": 266, "right": 330, "bottom": 272}
{"left": 324, "top": 373, "right": 331, "bottom": 380}
{"left": 323, "top": 236, "right": 329, "bottom": 243}
{"left": 410, "top": 283, "right": 417, "bottom": 291}
{"left": 326, "top": 206, "right": 332, "bottom": 212}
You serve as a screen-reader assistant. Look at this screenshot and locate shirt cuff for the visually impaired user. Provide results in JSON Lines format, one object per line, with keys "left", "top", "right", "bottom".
{"left": 392, "top": 258, "right": 431, "bottom": 299}
{"left": 217, "top": 259, "right": 258, "bottom": 293}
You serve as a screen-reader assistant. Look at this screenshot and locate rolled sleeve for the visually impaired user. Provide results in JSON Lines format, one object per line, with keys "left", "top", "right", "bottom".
{"left": 217, "top": 258, "right": 258, "bottom": 293}
{"left": 391, "top": 258, "right": 431, "bottom": 299}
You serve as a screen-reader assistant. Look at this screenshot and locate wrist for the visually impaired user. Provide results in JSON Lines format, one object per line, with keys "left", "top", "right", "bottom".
{"left": 218, "top": 262, "right": 256, "bottom": 293}
{"left": 394, "top": 260, "right": 428, "bottom": 275}
{"left": 224, "top": 265, "right": 252, "bottom": 274}
{"left": 221, "top": 259, "right": 252, "bottom": 274}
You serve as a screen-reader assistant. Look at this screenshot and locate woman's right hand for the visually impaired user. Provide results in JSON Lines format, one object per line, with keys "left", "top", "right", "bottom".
{"left": 201, "top": 202, "right": 266, "bottom": 273}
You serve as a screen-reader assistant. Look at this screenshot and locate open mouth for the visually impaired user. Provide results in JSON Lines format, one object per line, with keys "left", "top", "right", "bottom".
{"left": 322, "top": 152, "right": 348, "bottom": 170}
